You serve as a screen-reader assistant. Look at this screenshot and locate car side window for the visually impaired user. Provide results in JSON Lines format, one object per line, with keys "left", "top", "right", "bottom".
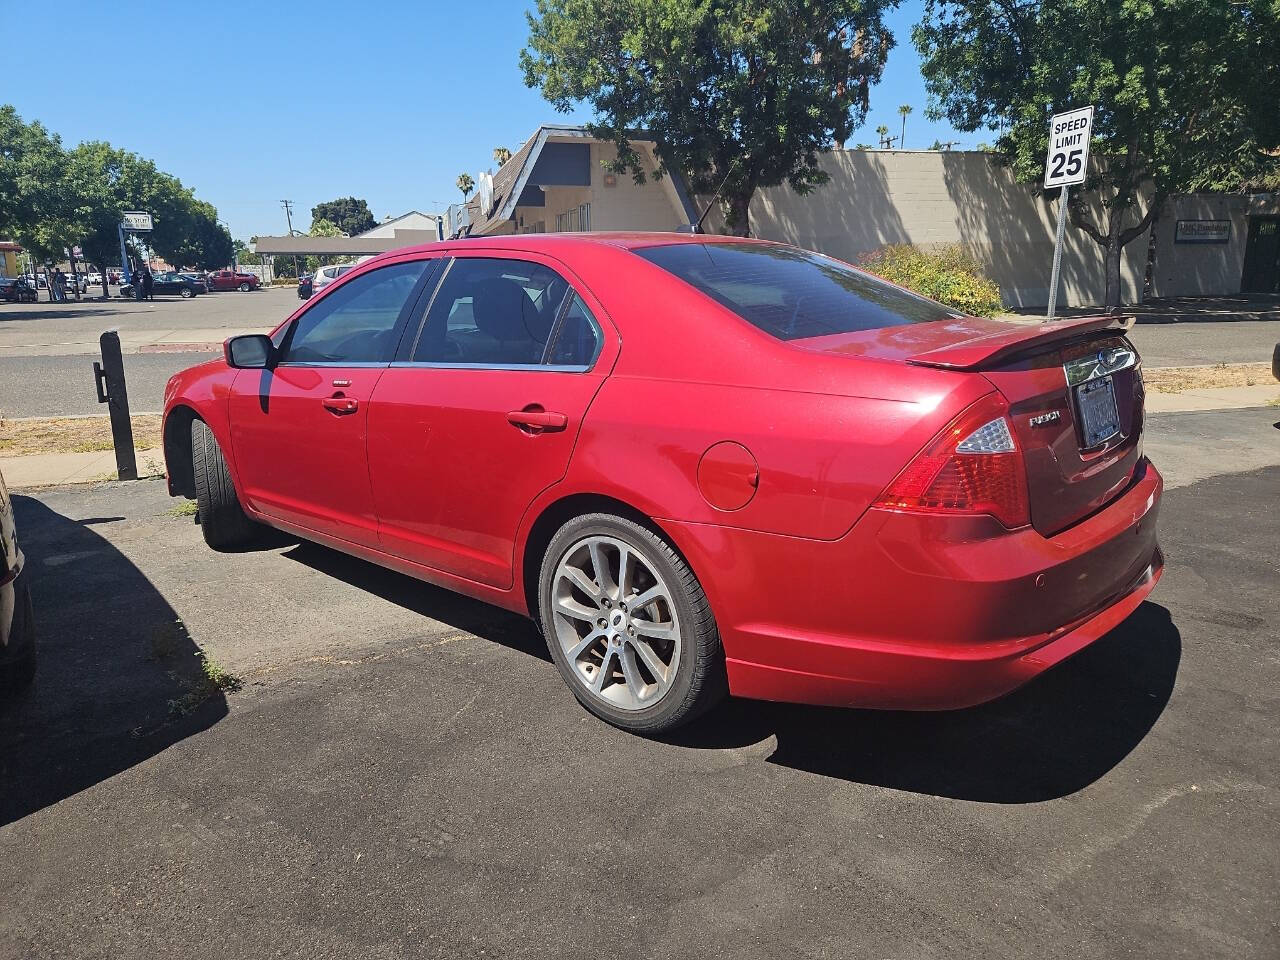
{"left": 282, "top": 260, "right": 427, "bottom": 364}
{"left": 412, "top": 258, "right": 570, "bottom": 366}
{"left": 546, "top": 294, "right": 602, "bottom": 367}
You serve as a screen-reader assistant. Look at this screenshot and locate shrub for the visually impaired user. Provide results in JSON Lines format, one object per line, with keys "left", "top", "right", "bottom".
{"left": 858, "top": 244, "right": 1003, "bottom": 317}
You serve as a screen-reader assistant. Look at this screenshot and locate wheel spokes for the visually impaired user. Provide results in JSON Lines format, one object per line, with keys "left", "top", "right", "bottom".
{"left": 552, "top": 534, "right": 683, "bottom": 711}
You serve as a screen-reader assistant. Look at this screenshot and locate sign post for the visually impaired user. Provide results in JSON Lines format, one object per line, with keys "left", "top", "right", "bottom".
{"left": 1043, "top": 105, "right": 1094, "bottom": 319}
{"left": 118, "top": 211, "right": 153, "bottom": 285}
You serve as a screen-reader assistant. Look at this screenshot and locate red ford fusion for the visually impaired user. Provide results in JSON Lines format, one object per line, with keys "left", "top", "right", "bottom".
{"left": 163, "top": 234, "right": 1162, "bottom": 732}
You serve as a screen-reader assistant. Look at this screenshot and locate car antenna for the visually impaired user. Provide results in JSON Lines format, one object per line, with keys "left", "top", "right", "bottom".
{"left": 688, "top": 158, "right": 740, "bottom": 234}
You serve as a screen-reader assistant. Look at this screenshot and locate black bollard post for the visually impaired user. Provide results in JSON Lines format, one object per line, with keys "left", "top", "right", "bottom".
{"left": 93, "top": 330, "right": 138, "bottom": 481}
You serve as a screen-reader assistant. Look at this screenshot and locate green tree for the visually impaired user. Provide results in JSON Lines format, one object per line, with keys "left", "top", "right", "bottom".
{"left": 456, "top": 173, "right": 474, "bottom": 200}
{"left": 521, "top": 0, "right": 896, "bottom": 235}
{"left": 913, "top": 0, "right": 1280, "bottom": 307}
{"left": 875, "top": 124, "right": 889, "bottom": 147}
{"left": 897, "top": 103, "right": 912, "bottom": 148}
{"left": 310, "top": 197, "right": 376, "bottom": 237}
{"left": 493, "top": 146, "right": 512, "bottom": 167}
{"left": 0, "top": 106, "right": 69, "bottom": 253}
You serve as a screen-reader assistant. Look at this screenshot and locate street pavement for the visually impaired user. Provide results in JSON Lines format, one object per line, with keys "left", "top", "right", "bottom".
{"left": 0, "top": 290, "right": 1276, "bottom": 418}
{"left": 0, "top": 406, "right": 1276, "bottom": 959}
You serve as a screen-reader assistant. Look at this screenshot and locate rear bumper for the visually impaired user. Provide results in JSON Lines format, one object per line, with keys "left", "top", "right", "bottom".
{"left": 668, "top": 459, "right": 1164, "bottom": 711}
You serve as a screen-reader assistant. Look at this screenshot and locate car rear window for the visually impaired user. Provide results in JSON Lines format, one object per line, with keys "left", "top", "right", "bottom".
{"left": 633, "top": 242, "right": 956, "bottom": 340}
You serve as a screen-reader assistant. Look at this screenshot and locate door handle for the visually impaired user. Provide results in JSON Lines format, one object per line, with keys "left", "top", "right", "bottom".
{"left": 322, "top": 396, "right": 359, "bottom": 415}
{"left": 507, "top": 408, "right": 568, "bottom": 432}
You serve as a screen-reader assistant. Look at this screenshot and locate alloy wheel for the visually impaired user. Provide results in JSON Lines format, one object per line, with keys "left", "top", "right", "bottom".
{"left": 550, "top": 535, "right": 681, "bottom": 711}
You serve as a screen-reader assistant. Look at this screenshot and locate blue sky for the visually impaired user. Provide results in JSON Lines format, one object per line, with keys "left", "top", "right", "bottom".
{"left": 6, "top": 0, "right": 967, "bottom": 241}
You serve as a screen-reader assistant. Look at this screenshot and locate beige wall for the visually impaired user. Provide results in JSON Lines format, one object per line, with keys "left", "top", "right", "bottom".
{"left": 1147, "top": 193, "right": 1280, "bottom": 298}
{"left": 706, "top": 150, "right": 1151, "bottom": 309}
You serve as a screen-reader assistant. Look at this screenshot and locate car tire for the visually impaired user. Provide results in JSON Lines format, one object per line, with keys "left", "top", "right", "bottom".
{"left": 191, "top": 418, "right": 258, "bottom": 550}
{"left": 538, "top": 513, "right": 727, "bottom": 733}
{"left": 180, "top": 287, "right": 193, "bottom": 298}
{"left": 0, "top": 587, "right": 36, "bottom": 694}
{"left": 238, "top": 282, "right": 251, "bottom": 292}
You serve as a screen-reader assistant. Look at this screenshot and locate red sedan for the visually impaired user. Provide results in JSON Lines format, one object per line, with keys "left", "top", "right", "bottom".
{"left": 162, "top": 234, "right": 1162, "bottom": 732}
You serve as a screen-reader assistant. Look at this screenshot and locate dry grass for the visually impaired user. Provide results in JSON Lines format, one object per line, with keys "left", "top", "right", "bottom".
{"left": 0, "top": 414, "right": 163, "bottom": 457}
{"left": 1142, "top": 362, "right": 1273, "bottom": 394}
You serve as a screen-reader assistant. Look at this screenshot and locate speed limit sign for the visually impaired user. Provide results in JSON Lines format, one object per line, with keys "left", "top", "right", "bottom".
{"left": 1044, "top": 105, "right": 1094, "bottom": 188}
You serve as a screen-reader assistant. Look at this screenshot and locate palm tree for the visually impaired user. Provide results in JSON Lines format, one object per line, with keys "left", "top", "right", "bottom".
{"left": 898, "top": 104, "right": 913, "bottom": 149}
{"left": 875, "top": 124, "right": 889, "bottom": 148}
{"left": 456, "top": 173, "right": 475, "bottom": 201}
{"left": 493, "top": 147, "right": 512, "bottom": 167}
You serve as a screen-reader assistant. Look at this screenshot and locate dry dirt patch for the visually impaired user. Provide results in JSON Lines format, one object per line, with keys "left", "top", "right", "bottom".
{"left": 0, "top": 415, "right": 163, "bottom": 457}
{"left": 1142, "top": 362, "right": 1273, "bottom": 394}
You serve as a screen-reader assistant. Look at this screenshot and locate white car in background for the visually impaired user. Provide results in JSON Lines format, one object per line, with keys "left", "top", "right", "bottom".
{"left": 310, "top": 263, "right": 355, "bottom": 295}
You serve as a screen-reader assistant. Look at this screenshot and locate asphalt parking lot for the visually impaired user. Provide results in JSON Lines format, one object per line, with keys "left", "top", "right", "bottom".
{"left": 0, "top": 406, "right": 1276, "bottom": 959}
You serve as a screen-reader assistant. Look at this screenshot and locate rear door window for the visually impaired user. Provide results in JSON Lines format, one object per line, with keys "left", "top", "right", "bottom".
{"left": 411, "top": 257, "right": 573, "bottom": 366}
{"left": 634, "top": 242, "right": 956, "bottom": 339}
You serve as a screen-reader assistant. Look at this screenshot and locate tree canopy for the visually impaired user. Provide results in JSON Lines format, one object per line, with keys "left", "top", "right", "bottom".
{"left": 913, "top": 0, "right": 1280, "bottom": 306}
{"left": 1, "top": 105, "right": 234, "bottom": 293}
{"left": 521, "top": 0, "right": 897, "bottom": 235}
{"left": 310, "top": 197, "right": 376, "bottom": 237}
{"left": 456, "top": 173, "right": 474, "bottom": 200}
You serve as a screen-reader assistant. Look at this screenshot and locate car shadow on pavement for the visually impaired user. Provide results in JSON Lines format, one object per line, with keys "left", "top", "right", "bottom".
{"left": 0, "top": 496, "right": 228, "bottom": 827}
{"left": 669, "top": 601, "right": 1181, "bottom": 804}
{"left": 280, "top": 541, "right": 552, "bottom": 662}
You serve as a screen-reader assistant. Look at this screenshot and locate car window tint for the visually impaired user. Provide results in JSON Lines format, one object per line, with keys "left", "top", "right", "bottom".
{"left": 634, "top": 242, "right": 957, "bottom": 340}
{"left": 283, "top": 260, "right": 426, "bottom": 364}
{"left": 413, "top": 257, "right": 569, "bottom": 365}
{"left": 546, "top": 294, "right": 602, "bottom": 366}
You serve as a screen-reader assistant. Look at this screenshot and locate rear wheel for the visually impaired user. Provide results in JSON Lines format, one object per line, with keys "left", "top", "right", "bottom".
{"left": 538, "top": 513, "right": 726, "bottom": 733}
{"left": 191, "top": 419, "right": 258, "bottom": 550}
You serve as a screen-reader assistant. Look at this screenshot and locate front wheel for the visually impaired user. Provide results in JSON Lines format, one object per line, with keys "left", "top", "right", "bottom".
{"left": 180, "top": 287, "right": 193, "bottom": 298}
{"left": 191, "top": 419, "right": 258, "bottom": 550}
{"left": 538, "top": 513, "right": 726, "bottom": 733}
{"left": 238, "top": 281, "right": 251, "bottom": 292}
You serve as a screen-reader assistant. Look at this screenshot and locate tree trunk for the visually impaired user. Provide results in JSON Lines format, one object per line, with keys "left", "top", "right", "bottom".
{"left": 97, "top": 261, "right": 109, "bottom": 299}
{"left": 725, "top": 191, "right": 752, "bottom": 237}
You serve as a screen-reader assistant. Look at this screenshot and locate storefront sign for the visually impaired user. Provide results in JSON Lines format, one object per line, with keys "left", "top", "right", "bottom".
{"left": 1175, "top": 220, "right": 1231, "bottom": 244}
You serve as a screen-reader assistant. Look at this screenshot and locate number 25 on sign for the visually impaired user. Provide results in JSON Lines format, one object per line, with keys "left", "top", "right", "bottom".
{"left": 1044, "top": 105, "right": 1094, "bottom": 319}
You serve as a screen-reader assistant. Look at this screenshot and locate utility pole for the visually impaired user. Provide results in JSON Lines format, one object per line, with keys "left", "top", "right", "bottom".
{"left": 281, "top": 199, "right": 301, "bottom": 278}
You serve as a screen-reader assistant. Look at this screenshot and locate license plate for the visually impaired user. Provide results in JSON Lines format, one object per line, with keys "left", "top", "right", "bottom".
{"left": 1076, "top": 375, "right": 1120, "bottom": 447}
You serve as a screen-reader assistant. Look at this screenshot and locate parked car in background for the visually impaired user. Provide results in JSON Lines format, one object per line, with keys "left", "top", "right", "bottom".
{"left": 121, "top": 271, "right": 202, "bottom": 298}
{"left": 178, "top": 273, "right": 210, "bottom": 294}
{"left": 85, "top": 272, "right": 104, "bottom": 286}
{"left": 297, "top": 273, "right": 313, "bottom": 299}
{"left": 64, "top": 273, "right": 88, "bottom": 295}
{"left": 0, "top": 467, "right": 37, "bottom": 692}
{"left": 310, "top": 263, "right": 354, "bottom": 296}
{"left": 0, "top": 278, "right": 38, "bottom": 303}
{"left": 162, "top": 233, "right": 1163, "bottom": 734}
{"left": 207, "top": 269, "right": 260, "bottom": 292}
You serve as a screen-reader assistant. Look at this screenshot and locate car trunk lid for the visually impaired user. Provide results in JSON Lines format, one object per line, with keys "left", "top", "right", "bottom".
{"left": 906, "top": 316, "right": 1145, "bottom": 536}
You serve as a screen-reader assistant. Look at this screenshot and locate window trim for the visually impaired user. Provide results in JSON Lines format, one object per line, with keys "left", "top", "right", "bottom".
{"left": 399, "top": 255, "right": 605, "bottom": 374}
{"left": 275, "top": 257, "right": 439, "bottom": 368}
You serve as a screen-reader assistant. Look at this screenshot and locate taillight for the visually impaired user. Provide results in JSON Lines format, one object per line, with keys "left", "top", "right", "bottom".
{"left": 875, "top": 393, "right": 1031, "bottom": 528}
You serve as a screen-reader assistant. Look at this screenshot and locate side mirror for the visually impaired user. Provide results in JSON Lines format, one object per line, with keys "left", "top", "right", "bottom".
{"left": 225, "top": 334, "right": 276, "bottom": 369}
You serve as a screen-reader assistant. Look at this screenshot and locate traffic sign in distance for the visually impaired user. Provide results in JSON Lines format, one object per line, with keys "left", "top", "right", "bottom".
{"left": 1044, "top": 105, "right": 1094, "bottom": 189}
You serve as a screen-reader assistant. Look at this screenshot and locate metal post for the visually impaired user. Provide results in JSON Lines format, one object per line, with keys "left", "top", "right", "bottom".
{"left": 93, "top": 331, "right": 137, "bottom": 481}
{"left": 1047, "top": 184, "right": 1070, "bottom": 320}
{"left": 118, "top": 224, "right": 132, "bottom": 285}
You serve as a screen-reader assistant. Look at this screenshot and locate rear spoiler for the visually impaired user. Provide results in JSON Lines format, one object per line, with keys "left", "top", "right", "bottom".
{"left": 907, "top": 314, "right": 1133, "bottom": 371}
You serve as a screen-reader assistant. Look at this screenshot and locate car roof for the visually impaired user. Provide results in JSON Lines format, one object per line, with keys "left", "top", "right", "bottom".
{"left": 371, "top": 231, "right": 773, "bottom": 262}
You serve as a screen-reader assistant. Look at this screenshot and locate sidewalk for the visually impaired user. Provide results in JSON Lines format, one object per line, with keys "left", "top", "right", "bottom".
{"left": 1011, "top": 294, "right": 1280, "bottom": 324}
{"left": 0, "top": 327, "right": 269, "bottom": 359}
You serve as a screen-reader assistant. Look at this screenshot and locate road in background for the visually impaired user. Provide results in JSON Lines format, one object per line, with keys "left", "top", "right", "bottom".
{"left": 0, "top": 406, "right": 1276, "bottom": 958}
{"left": 0, "top": 290, "right": 1275, "bottom": 418}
